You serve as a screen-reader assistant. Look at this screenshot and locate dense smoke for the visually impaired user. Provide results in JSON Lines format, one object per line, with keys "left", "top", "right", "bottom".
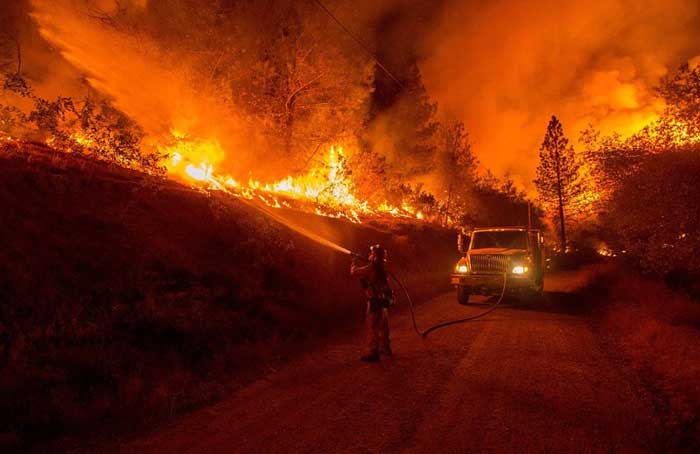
{"left": 420, "top": 0, "right": 700, "bottom": 187}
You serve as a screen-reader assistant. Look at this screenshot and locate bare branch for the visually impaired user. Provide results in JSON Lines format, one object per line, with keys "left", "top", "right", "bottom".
{"left": 15, "top": 37, "right": 21, "bottom": 75}
{"left": 285, "top": 74, "right": 322, "bottom": 115}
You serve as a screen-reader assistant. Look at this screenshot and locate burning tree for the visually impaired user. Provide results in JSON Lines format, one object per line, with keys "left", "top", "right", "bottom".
{"left": 658, "top": 61, "right": 700, "bottom": 138}
{"left": 435, "top": 120, "right": 477, "bottom": 226}
{"left": 581, "top": 61, "right": 700, "bottom": 280}
{"left": 535, "top": 116, "right": 583, "bottom": 251}
{"left": 211, "top": 0, "right": 375, "bottom": 166}
{"left": 582, "top": 62, "right": 700, "bottom": 211}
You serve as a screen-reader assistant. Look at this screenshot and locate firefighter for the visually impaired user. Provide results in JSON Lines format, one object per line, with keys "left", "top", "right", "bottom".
{"left": 351, "top": 244, "right": 393, "bottom": 362}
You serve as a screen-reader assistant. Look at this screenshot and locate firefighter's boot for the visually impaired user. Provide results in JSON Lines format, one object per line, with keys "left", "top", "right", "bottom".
{"left": 360, "top": 352, "right": 380, "bottom": 363}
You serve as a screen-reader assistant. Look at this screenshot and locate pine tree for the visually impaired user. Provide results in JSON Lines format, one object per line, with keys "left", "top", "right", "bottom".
{"left": 535, "top": 116, "right": 582, "bottom": 251}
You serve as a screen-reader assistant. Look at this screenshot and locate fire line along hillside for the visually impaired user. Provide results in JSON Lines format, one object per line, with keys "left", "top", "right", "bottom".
{"left": 0, "top": 140, "right": 456, "bottom": 442}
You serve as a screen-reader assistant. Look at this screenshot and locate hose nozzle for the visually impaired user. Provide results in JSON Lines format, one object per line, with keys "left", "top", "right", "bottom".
{"left": 350, "top": 251, "right": 367, "bottom": 261}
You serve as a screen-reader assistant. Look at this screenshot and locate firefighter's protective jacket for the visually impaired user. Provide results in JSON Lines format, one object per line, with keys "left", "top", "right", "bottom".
{"left": 351, "top": 262, "right": 391, "bottom": 311}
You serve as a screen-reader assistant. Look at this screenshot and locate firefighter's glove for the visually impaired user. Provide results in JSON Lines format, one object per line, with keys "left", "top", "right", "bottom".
{"left": 350, "top": 252, "right": 366, "bottom": 262}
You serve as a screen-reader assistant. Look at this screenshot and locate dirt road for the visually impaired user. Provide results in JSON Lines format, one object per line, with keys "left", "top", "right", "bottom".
{"left": 119, "top": 270, "right": 658, "bottom": 453}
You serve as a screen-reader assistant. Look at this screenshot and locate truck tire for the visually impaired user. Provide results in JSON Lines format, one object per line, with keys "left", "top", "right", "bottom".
{"left": 520, "top": 286, "right": 543, "bottom": 304}
{"left": 533, "top": 276, "right": 544, "bottom": 294}
{"left": 457, "top": 286, "right": 471, "bottom": 305}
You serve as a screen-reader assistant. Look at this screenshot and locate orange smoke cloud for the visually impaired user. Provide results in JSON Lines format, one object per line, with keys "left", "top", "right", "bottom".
{"left": 421, "top": 0, "right": 700, "bottom": 188}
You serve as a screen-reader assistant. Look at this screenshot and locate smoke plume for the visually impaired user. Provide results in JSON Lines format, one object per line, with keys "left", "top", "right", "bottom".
{"left": 420, "top": 0, "right": 700, "bottom": 188}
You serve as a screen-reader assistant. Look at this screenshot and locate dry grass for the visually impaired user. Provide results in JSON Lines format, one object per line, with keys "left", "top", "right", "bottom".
{"left": 595, "top": 268, "right": 700, "bottom": 449}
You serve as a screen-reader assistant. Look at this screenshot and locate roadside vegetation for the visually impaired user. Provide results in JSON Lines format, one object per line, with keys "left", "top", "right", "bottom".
{"left": 588, "top": 266, "right": 700, "bottom": 451}
{"left": 582, "top": 62, "right": 700, "bottom": 296}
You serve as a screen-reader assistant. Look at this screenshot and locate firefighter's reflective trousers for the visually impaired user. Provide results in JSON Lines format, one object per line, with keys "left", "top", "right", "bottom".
{"left": 366, "top": 303, "right": 390, "bottom": 355}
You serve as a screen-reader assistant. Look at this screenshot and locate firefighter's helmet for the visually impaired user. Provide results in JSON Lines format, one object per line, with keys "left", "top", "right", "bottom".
{"left": 369, "top": 244, "right": 387, "bottom": 263}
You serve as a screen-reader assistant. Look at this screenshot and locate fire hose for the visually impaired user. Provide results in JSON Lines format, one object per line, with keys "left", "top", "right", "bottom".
{"left": 352, "top": 252, "right": 508, "bottom": 338}
{"left": 390, "top": 270, "right": 507, "bottom": 338}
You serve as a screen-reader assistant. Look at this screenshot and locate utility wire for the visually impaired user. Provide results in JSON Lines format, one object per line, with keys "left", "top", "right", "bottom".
{"left": 311, "top": 0, "right": 404, "bottom": 89}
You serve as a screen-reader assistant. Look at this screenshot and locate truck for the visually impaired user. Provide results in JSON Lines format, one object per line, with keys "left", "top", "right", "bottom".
{"left": 450, "top": 227, "right": 545, "bottom": 304}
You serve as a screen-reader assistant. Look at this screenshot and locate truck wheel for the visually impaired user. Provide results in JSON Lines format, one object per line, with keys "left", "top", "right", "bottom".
{"left": 534, "top": 277, "right": 544, "bottom": 294}
{"left": 457, "top": 286, "right": 471, "bottom": 305}
{"left": 521, "top": 287, "right": 543, "bottom": 304}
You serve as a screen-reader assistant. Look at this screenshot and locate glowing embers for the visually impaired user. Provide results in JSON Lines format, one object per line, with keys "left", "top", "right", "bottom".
{"left": 596, "top": 244, "right": 616, "bottom": 257}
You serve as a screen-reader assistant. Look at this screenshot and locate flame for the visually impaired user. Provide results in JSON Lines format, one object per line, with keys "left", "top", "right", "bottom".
{"left": 596, "top": 245, "right": 616, "bottom": 257}
{"left": 184, "top": 162, "right": 214, "bottom": 182}
{"left": 70, "top": 132, "right": 94, "bottom": 148}
{"left": 159, "top": 132, "right": 422, "bottom": 223}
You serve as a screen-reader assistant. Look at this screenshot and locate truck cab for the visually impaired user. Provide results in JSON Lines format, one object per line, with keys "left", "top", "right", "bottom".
{"left": 450, "top": 227, "right": 545, "bottom": 304}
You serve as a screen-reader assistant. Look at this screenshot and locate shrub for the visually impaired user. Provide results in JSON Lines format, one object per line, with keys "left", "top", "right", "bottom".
{"left": 2, "top": 72, "right": 163, "bottom": 173}
{"left": 605, "top": 148, "right": 700, "bottom": 278}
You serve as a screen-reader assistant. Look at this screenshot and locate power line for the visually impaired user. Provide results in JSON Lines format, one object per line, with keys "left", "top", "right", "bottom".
{"left": 311, "top": 0, "right": 404, "bottom": 89}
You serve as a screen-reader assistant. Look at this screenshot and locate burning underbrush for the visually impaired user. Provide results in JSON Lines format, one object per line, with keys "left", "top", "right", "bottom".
{"left": 162, "top": 136, "right": 425, "bottom": 224}
{"left": 1, "top": 102, "right": 427, "bottom": 228}
{"left": 0, "top": 142, "right": 456, "bottom": 448}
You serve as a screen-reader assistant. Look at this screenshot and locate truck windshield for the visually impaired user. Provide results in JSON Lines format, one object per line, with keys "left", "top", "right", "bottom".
{"left": 471, "top": 231, "right": 527, "bottom": 250}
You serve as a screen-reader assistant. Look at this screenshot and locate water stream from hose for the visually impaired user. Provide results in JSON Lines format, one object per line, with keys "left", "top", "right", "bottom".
{"left": 239, "top": 198, "right": 352, "bottom": 255}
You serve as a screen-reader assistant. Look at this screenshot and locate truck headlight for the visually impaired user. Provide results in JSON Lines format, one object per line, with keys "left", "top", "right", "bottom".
{"left": 512, "top": 265, "right": 529, "bottom": 274}
{"left": 455, "top": 264, "right": 469, "bottom": 273}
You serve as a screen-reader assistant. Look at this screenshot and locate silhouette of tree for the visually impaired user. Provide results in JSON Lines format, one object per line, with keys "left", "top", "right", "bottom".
{"left": 658, "top": 61, "right": 700, "bottom": 137}
{"left": 535, "top": 116, "right": 582, "bottom": 251}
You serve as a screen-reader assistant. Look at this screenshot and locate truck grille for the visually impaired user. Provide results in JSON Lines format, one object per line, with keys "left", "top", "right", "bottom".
{"left": 469, "top": 255, "right": 509, "bottom": 274}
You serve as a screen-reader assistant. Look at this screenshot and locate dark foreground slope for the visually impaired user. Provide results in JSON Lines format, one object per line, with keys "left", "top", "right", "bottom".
{"left": 0, "top": 143, "right": 456, "bottom": 446}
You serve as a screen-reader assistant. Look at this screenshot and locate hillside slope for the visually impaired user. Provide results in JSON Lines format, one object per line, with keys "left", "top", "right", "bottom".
{"left": 0, "top": 143, "right": 457, "bottom": 446}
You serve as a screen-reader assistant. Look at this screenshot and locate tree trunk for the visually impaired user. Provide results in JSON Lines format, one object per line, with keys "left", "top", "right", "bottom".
{"left": 284, "top": 115, "right": 293, "bottom": 156}
{"left": 555, "top": 153, "right": 567, "bottom": 251}
{"left": 15, "top": 38, "right": 22, "bottom": 75}
{"left": 444, "top": 179, "right": 453, "bottom": 227}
